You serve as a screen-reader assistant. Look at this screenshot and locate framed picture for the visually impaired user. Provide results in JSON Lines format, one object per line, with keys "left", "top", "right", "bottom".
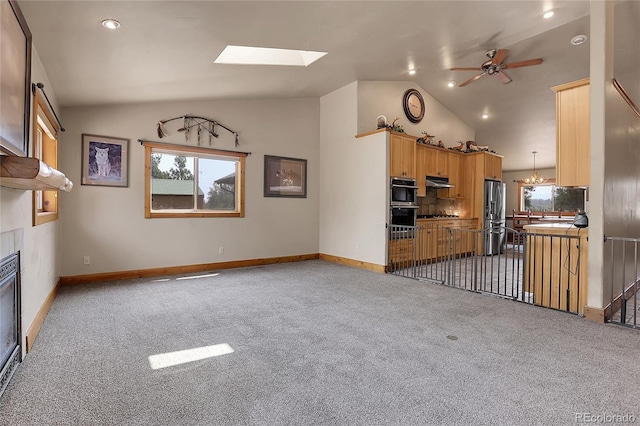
{"left": 264, "top": 155, "right": 307, "bottom": 198}
{"left": 0, "top": 0, "right": 32, "bottom": 157}
{"left": 82, "top": 134, "right": 129, "bottom": 187}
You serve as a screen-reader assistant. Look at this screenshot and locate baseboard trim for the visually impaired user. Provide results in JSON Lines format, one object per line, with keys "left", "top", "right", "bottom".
{"left": 319, "top": 253, "right": 386, "bottom": 273}
{"left": 583, "top": 306, "right": 606, "bottom": 323}
{"left": 26, "top": 278, "right": 61, "bottom": 352}
{"left": 60, "top": 254, "right": 320, "bottom": 286}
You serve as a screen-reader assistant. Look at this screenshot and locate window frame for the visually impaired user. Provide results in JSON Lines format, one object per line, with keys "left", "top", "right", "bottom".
{"left": 517, "top": 179, "right": 586, "bottom": 212}
{"left": 32, "top": 90, "right": 59, "bottom": 226}
{"left": 144, "top": 142, "right": 246, "bottom": 218}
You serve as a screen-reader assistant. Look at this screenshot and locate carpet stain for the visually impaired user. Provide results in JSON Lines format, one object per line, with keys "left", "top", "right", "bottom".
{"left": 446, "top": 335, "right": 458, "bottom": 341}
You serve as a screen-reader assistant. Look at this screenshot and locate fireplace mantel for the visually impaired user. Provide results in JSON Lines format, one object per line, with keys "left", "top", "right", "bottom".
{"left": 0, "top": 156, "right": 73, "bottom": 191}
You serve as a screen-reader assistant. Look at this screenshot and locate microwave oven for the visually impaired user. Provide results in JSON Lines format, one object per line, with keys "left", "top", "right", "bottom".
{"left": 390, "top": 177, "right": 418, "bottom": 206}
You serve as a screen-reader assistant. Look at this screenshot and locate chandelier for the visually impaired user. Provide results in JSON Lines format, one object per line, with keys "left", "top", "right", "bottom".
{"left": 524, "top": 151, "right": 545, "bottom": 184}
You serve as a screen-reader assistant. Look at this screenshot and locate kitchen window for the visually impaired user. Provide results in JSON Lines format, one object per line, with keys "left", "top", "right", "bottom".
{"left": 143, "top": 142, "right": 246, "bottom": 218}
{"left": 32, "top": 90, "right": 59, "bottom": 226}
{"left": 518, "top": 180, "right": 586, "bottom": 212}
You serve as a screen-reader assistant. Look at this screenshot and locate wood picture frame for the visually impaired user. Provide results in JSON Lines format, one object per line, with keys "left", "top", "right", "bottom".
{"left": 81, "top": 134, "right": 129, "bottom": 187}
{"left": 263, "top": 155, "right": 307, "bottom": 198}
{"left": 0, "top": 0, "right": 32, "bottom": 157}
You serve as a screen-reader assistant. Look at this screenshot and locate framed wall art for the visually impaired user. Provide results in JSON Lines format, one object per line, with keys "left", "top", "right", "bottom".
{"left": 82, "top": 134, "right": 129, "bottom": 187}
{"left": 0, "top": 0, "right": 32, "bottom": 157}
{"left": 264, "top": 155, "right": 307, "bottom": 198}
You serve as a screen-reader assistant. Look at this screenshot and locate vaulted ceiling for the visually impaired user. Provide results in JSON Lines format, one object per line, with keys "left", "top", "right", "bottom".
{"left": 18, "top": 1, "right": 639, "bottom": 171}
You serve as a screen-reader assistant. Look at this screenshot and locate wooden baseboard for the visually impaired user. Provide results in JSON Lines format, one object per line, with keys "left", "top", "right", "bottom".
{"left": 583, "top": 306, "right": 606, "bottom": 323}
{"left": 60, "top": 254, "right": 320, "bottom": 286}
{"left": 319, "top": 253, "right": 386, "bottom": 273}
{"left": 26, "top": 278, "right": 61, "bottom": 352}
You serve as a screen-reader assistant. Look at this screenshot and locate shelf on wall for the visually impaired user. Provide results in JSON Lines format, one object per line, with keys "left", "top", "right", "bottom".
{"left": 0, "top": 156, "right": 73, "bottom": 191}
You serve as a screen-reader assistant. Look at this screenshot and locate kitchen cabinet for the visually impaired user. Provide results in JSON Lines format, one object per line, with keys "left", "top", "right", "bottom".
{"left": 416, "top": 218, "right": 478, "bottom": 260}
{"left": 389, "top": 133, "right": 416, "bottom": 178}
{"left": 484, "top": 153, "right": 502, "bottom": 181}
{"left": 446, "top": 152, "right": 464, "bottom": 198}
{"left": 388, "top": 237, "right": 415, "bottom": 270}
{"left": 416, "top": 145, "right": 428, "bottom": 196}
{"left": 551, "top": 78, "right": 590, "bottom": 187}
{"left": 424, "top": 146, "right": 449, "bottom": 178}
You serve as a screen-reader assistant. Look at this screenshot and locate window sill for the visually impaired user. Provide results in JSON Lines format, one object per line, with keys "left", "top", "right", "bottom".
{"left": 146, "top": 211, "right": 243, "bottom": 219}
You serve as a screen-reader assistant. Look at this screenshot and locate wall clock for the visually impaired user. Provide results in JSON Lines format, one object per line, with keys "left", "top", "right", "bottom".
{"left": 402, "top": 89, "right": 425, "bottom": 123}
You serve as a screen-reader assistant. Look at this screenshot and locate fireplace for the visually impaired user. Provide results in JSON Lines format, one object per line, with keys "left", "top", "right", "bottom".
{"left": 0, "top": 252, "right": 21, "bottom": 399}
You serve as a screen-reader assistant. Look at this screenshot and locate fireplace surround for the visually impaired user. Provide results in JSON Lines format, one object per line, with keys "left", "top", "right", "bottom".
{"left": 0, "top": 252, "right": 21, "bottom": 399}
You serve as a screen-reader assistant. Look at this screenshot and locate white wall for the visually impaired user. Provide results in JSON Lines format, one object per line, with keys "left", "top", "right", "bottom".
{"left": 0, "top": 47, "right": 60, "bottom": 353}
{"left": 357, "top": 81, "right": 475, "bottom": 146}
{"left": 59, "top": 98, "right": 319, "bottom": 276}
{"left": 319, "top": 81, "right": 388, "bottom": 265}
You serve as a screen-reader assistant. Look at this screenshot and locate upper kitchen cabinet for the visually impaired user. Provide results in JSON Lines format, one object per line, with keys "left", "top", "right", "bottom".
{"left": 389, "top": 133, "right": 416, "bottom": 179}
{"left": 416, "top": 144, "right": 428, "bottom": 196}
{"left": 424, "top": 146, "right": 449, "bottom": 178}
{"left": 447, "top": 152, "right": 464, "bottom": 198}
{"left": 484, "top": 153, "right": 502, "bottom": 181}
{"left": 551, "top": 78, "right": 590, "bottom": 187}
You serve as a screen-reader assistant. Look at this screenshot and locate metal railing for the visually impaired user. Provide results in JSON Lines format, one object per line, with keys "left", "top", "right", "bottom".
{"left": 605, "top": 236, "right": 640, "bottom": 328}
{"left": 388, "top": 223, "right": 585, "bottom": 315}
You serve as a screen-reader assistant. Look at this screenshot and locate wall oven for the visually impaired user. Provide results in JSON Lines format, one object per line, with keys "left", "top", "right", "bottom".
{"left": 390, "top": 177, "right": 418, "bottom": 229}
{"left": 390, "top": 177, "right": 418, "bottom": 206}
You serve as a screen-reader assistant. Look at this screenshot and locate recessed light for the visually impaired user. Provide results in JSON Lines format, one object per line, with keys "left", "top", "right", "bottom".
{"left": 447, "top": 81, "right": 456, "bottom": 88}
{"left": 570, "top": 35, "right": 588, "bottom": 46}
{"left": 101, "top": 19, "right": 121, "bottom": 30}
{"left": 542, "top": 10, "right": 555, "bottom": 19}
{"left": 408, "top": 69, "right": 416, "bottom": 75}
{"left": 482, "top": 114, "right": 489, "bottom": 120}
{"left": 214, "top": 45, "right": 327, "bottom": 66}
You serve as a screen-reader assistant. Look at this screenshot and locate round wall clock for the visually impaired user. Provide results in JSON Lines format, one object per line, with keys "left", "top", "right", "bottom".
{"left": 402, "top": 89, "right": 425, "bottom": 123}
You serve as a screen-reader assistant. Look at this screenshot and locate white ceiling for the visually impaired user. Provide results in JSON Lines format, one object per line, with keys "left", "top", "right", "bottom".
{"left": 18, "top": 1, "right": 640, "bottom": 171}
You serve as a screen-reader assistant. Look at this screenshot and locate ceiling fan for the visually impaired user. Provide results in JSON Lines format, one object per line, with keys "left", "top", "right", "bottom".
{"left": 451, "top": 49, "right": 543, "bottom": 87}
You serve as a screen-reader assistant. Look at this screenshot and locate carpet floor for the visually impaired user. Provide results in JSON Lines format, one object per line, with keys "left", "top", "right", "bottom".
{"left": 0, "top": 259, "right": 639, "bottom": 425}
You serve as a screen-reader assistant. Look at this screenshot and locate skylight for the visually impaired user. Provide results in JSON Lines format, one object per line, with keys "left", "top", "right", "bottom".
{"left": 214, "top": 45, "right": 327, "bottom": 67}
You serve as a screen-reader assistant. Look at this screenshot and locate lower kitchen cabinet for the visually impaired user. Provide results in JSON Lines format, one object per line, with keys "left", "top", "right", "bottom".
{"left": 415, "top": 219, "right": 478, "bottom": 261}
{"left": 388, "top": 237, "right": 415, "bottom": 270}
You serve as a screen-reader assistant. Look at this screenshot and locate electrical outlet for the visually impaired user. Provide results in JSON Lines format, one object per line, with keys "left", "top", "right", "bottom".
{"left": 83, "top": 256, "right": 91, "bottom": 265}
{"left": 218, "top": 247, "right": 224, "bottom": 254}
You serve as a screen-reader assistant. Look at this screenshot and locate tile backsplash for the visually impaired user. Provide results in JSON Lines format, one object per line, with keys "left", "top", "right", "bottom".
{"left": 418, "top": 190, "right": 460, "bottom": 216}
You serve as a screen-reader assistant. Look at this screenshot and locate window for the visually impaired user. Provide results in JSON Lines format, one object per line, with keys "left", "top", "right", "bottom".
{"left": 518, "top": 179, "right": 586, "bottom": 212}
{"left": 144, "top": 142, "right": 246, "bottom": 218}
{"left": 32, "top": 90, "right": 59, "bottom": 226}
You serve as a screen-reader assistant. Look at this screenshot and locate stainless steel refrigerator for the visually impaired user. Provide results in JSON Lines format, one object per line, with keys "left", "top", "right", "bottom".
{"left": 483, "top": 180, "right": 506, "bottom": 255}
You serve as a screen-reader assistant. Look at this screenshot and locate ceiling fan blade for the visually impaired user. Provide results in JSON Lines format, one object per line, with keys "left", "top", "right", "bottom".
{"left": 502, "top": 58, "right": 544, "bottom": 69}
{"left": 458, "top": 72, "right": 487, "bottom": 87}
{"left": 491, "top": 49, "right": 508, "bottom": 65}
{"left": 450, "top": 67, "right": 482, "bottom": 71}
{"left": 494, "top": 71, "right": 512, "bottom": 85}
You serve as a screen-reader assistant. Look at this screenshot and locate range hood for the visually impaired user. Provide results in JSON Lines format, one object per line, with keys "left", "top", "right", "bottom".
{"left": 426, "top": 176, "right": 453, "bottom": 189}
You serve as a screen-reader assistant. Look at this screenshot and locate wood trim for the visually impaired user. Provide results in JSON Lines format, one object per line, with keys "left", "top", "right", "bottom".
{"left": 551, "top": 77, "right": 590, "bottom": 93}
{"left": 142, "top": 141, "right": 249, "bottom": 158}
{"left": 148, "top": 211, "right": 243, "bottom": 219}
{"left": 26, "top": 278, "right": 61, "bottom": 352}
{"left": 319, "top": 253, "right": 386, "bottom": 273}
{"left": 144, "top": 144, "right": 152, "bottom": 218}
{"left": 60, "top": 254, "right": 320, "bottom": 285}
{"left": 613, "top": 78, "right": 640, "bottom": 119}
{"left": 583, "top": 306, "right": 606, "bottom": 323}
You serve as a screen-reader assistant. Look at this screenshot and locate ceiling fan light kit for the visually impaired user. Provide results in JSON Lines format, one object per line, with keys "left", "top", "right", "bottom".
{"left": 450, "top": 48, "right": 543, "bottom": 87}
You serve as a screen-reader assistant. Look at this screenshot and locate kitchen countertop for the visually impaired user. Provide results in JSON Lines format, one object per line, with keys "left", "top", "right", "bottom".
{"left": 524, "top": 223, "right": 588, "bottom": 236}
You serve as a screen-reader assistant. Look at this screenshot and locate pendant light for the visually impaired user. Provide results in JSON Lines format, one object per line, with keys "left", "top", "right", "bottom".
{"left": 524, "top": 151, "right": 545, "bottom": 184}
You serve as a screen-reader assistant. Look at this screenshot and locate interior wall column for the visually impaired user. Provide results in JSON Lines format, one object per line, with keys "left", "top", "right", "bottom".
{"left": 586, "top": 0, "right": 614, "bottom": 319}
